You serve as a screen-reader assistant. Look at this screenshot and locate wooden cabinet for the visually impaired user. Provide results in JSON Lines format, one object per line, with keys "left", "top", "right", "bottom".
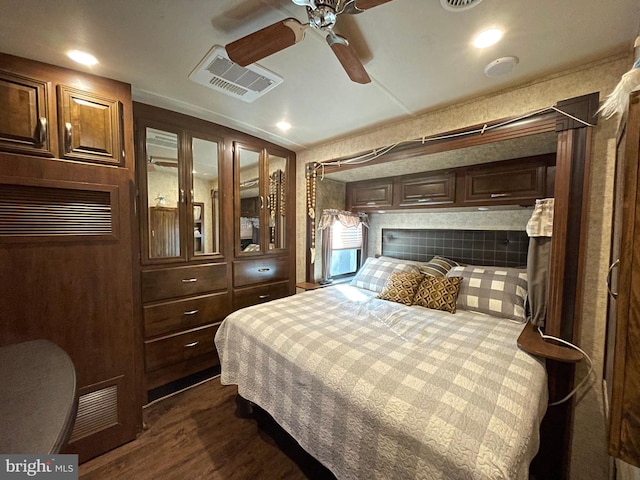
{"left": 345, "top": 155, "right": 555, "bottom": 211}
{"left": 462, "top": 156, "right": 547, "bottom": 205}
{"left": 346, "top": 178, "right": 393, "bottom": 209}
{"left": 0, "top": 56, "right": 124, "bottom": 165}
{"left": 0, "top": 70, "right": 54, "bottom": 157}
{"left": 397, "top": 171, "right": 455, "bottom": 206}
{"left": 605, "top": 91, "right": 640, "bottom": 468}
{"left": 135, "top": 104, "right": 296, "bottom": 394}
{"left": 141, "top": 264, "right": 230, "bottom": 391}
{"left": 0, "top": 53, "right": 140, "bottom": 462}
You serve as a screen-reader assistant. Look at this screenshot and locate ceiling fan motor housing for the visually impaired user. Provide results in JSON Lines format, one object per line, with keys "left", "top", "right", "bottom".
{"left": 308, "top": 0, "right": 341, "bottom": 29}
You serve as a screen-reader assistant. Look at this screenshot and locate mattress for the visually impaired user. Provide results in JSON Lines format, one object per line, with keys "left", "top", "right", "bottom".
{"left": 215, "top": 284, "right": 548, "bottom": 480}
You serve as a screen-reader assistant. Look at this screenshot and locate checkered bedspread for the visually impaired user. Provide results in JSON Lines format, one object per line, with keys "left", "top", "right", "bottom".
{"left": 215, "top": 285, "right": 548, "bottom": 480}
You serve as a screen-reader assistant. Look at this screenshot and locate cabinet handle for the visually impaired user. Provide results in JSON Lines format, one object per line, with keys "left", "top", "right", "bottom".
{"left": 64, "top": 122, "right": 72, "bottom": 153}
{"left": 257, "top": 268, "right": 270, "bottom": 272}
{"left": 184, "top": 341, "right": 199, "bottom": 348}
{"left": 183, "top": 309, "right": 199, "bottom": 315}
{"left": 490, "top": 193, "right": 510, "bottom": 198}
{"left": 417, "top": 197, "right": 432, "bottom": 202}
{"left": 190, "top": 189, "right": 195, "bottom": 203}
{"left": 366, "top": 201, "right": 376, "bottom": 205}
{"left": 36, "top": 117, "right": 48, "bottom": 147}
{"left": 180, "top": 189, "right": 186, "bottom": 204}
{"left": 258, "top": 294, "right": 270, "bottom": 299}
{"left": 260, "top": 195, "right": 265, "bottom": 209}
{"left": 182, "top": 278, "right": 198, "bottom": 283}
{"left": 606, "top": 259, "right": 619, "bottom": 300}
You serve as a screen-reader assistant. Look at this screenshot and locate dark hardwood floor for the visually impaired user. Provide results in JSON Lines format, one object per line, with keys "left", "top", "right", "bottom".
{"left": 79, "top": 377, "right": 334, "bottom": 480}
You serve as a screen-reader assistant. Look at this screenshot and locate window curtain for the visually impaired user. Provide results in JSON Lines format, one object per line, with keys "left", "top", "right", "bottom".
{"left": 317, "top": 209, "right": 369, "bottom": 283}
{"left": 526, "top": 198, "right": 554, "bottom": 327}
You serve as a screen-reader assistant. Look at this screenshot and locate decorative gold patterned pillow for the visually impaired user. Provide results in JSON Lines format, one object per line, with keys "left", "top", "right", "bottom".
{"left": 376, "top": 271, "right": 424, "bottom": 305}
{"left": 413, "top": 276, "right": 463, "bottom": 313}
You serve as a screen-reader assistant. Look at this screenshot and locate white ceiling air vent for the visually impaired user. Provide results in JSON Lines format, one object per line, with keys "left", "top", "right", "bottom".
{"left": 440, "top": 0, "right": 484, "bottom": 12}
{"left": 189, "top": 46, "right": 283, "bottom": 103}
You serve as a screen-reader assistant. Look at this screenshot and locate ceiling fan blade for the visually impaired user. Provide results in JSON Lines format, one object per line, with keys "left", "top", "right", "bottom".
{"left": 326, "top": 33, "right": 371, "bottom": 84}
{"left": 225, "top": 18, "right": 306, "bottom": 66}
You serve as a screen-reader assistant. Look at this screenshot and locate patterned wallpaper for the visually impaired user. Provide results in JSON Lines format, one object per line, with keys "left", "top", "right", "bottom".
{"left": 294, "top": 51, "right": 633, "bottom": 479}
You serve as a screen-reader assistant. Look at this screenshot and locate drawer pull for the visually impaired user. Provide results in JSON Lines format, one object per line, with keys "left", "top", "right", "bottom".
{"left": 183, "top": 309, "right": 199, "bottom": 315}
{"left": 417, "top": 197, "right": 432, "bottom": 202}
{"left": 366, "top": 201, "right": 376, "bottom": 205}
{"left": 490, "top": 193, "right": 510, "bottom": 198}
{"left": 184, "top": 341, "right": 199, "bottom": 348}
{"left": 259, "top": 294, "right": 270, "bottom": 299}
{"left": 257, "top": 268, "right": 270, "bottom": 272}
{"left": 182, "top": 278, "right": 198, "bottom": 283}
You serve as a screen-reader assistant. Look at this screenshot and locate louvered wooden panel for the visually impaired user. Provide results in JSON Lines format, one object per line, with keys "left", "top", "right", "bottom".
{"left": 0, "top": 178, "right": 118, "bottom": 241}
{"left": 69, "top": 384, "right": 118, "bottom": 443}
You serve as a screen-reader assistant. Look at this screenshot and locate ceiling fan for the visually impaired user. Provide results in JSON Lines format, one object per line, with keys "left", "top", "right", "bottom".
{"left": 225, "top": 0, "right": 394, "bottom": 84}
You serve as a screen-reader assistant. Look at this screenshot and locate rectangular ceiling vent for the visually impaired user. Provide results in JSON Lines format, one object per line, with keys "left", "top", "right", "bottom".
{"left": 189, "top": 46, "right": 284, "bottom": 103}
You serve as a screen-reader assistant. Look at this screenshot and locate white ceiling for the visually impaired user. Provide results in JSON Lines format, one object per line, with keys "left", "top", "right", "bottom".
{"left": 0, "top": 0, "right": 638, "bottom": 152}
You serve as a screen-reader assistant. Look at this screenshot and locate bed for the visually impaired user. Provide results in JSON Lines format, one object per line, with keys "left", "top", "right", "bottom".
{"left": 215, "top": 240, "right": 548, "bottom": 480}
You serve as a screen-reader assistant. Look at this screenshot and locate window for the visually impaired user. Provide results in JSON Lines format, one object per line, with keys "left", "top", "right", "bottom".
{"left": 330, "top": 222, "right": 363, "bottom": 278}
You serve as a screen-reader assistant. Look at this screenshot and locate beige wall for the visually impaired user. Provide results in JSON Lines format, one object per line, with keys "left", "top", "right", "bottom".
{"left": 295, "top": 51, "right": 632, "bottom": 479}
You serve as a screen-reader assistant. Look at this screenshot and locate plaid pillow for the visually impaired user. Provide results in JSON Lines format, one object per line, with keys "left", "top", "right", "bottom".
{"left": 413, "top": 276, "right": 463, "bottom": 313}
{"left": 447, "top": 266, "right": 528, "bottom": 322}
{"left": 377, "top": 270, "right": 424, "bottom": 305}
{"left": 351, "top": 257, "right": 421, "bottom": 293}
{"left": 420, "top": 255, "right": 460, "bottom": 277}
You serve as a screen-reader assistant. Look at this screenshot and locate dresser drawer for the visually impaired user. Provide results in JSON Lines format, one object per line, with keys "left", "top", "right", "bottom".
{"left": 144, "top": 323, "right": 220, "bottom": 372}
{"left": 233, "top": 280, "right": 291, "bottom": 310}
{"left": 141, "top": 263, "right": 227, "bottom": 303}
{"left": 143, "top": 292, "right": 230, "bottom": 338}
{"left": 233, "top": 257, "right": 289, "bottom": 288}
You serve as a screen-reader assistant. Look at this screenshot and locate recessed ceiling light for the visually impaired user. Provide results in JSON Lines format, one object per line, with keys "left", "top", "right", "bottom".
{"left": 473, "top": 28, "right": 503, "bottom": 48}
{"left": 67, "top": 50, "right": 98, "bottom": 66}
{"left": 276, "top": 121, "right": 291, "bottom": 131}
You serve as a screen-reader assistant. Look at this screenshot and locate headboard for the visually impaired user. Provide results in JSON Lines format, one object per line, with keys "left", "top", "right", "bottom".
{"left": 381, "top": 229, "right": 529, "bottom": 268}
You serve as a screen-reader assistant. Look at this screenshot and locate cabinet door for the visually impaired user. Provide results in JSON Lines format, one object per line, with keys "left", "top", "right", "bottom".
{"left": 463, "top": 158, "right": 546, "bottom": 205}
{"left": 143, "top": 127, "right": 183, "bottom": 261}
{"left": 57, "top": 85, "right": 122, "bottom": 165}
{"left": 398, "top": 171, "right": 455, "bottom": 206}
{"left": 347, "top": 179, "right": 393, "bottom": 209}
{"left": 266, "top": 149, "right": 289, "bottom": 251}
{"left": 607, "top": 91, "right": 640, "bottom": 467}
{"left": 190, "top": 135, "right": 222, "bottom": 258}
{"left": 235, "top": 143, "right": 264, "bottom": 255}
{"left": 0, "top": 70, "right": 54, "bottom": 157}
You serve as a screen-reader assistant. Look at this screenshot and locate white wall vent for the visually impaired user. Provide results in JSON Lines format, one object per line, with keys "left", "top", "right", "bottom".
{"left": 189, "top": 46, "right": 283, "bottom": 103}
{"left": 440, "top": 0, "right": 483, "bottom": 12}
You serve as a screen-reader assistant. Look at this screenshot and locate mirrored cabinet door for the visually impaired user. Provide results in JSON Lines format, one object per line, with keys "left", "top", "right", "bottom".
{"left": 267, "top": 151, "right": 288, "bottom": 251}
{"left": 145, "top": 127, "right": 181, "bottom": 259}
{"left": 191, "top": 136, "right": 221, "bottom": 257}
{"left": 236, "top": 145, "right": 262, "bottom": 255}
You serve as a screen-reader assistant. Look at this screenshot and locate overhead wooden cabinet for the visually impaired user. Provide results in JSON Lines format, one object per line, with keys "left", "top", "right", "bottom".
{"left": 605, "top": 90, "right": 640, "bottom": 468}
{"left": 0, "top": 53, "right": 140, "bottom": 462}
{"left": 345, "top": 155, "right": 555, "bottom": 211}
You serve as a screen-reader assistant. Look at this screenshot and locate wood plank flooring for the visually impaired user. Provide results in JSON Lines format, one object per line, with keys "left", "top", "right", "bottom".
{"left": 79, "top": 377, "right": 334, "bottom": 480}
